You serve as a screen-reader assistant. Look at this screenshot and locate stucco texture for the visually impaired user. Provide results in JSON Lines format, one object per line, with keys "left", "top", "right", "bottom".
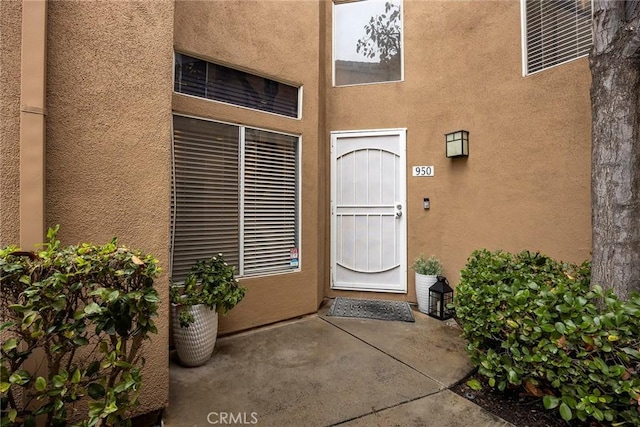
{"left": 174, "top": 0, "right": 325, "bottom": 334}
{"left": 0, "top": 0, "right": 22, "bottom": 247}
{"left": 325, "top": 0, "right": 592, "bottom": 300}
{"left": 46, "top": 1, "right": 174, "bottom": 416}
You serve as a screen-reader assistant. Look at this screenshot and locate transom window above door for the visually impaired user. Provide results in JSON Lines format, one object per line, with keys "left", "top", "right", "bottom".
{"left": 333, "top": 0, "right": 403, "bottom": 86}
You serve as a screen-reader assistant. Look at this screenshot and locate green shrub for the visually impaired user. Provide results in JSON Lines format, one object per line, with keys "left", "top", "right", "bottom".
{"left": 454, "top": 249, "right": 640, "bottom": 425}
{"left": 170, "top": 254, "right": 246, "bottom": 328}
{"left": 410, "top": 254, "right": 443, "bottom": 276}
{"left": 0, "top": 226, "right": 161, "bottom": 427}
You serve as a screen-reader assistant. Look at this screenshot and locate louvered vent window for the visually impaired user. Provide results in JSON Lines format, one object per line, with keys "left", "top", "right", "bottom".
{"left": 171, "top": 115, "right": 299, "bottom": 282}
{"left": 524, "top": 0, "right": 592, "bottom": 74}
{"left": 174, "top": 53, "right": 300, "bottom": 118}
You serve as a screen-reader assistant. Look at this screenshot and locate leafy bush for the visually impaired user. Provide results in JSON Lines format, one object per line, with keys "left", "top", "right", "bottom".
{"left": 170, "top": 254, "right": 246, "bottom": 328}
{"left": 454, "top": 249, "right": 640, "bottom": 425}
{"left": 0, "top": 226, "right": 161, "bottom": 427}
{"left": 410, "top": 254, "right": 443, "bottom": 276}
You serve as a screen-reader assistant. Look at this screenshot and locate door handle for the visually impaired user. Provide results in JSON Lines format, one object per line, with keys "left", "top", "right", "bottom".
{"left": 395, "top": 203, "right": 403, "bottom": 219}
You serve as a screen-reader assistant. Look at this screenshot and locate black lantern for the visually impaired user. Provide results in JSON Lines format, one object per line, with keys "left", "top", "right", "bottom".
{"left": 445, "top": 130, "right": 469, "bottom": 158}
{"left": 428, "top": 276, "right": 454, "bottom": 320}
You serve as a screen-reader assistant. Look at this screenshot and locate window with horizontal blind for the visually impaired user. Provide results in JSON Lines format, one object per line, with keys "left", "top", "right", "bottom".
{"left": 174, "top": 53, "right": 301, "bottom": 118}
{"left": 523, "top": 0, "right": 592, "bottom": 75}
{"left": 171, "top": 115, "right": 300, "bottom": 282}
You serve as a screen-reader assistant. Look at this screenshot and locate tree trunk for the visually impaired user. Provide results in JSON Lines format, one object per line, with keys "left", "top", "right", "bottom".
{"left": 590, "top": 0, "right": 640, "bottom": 301}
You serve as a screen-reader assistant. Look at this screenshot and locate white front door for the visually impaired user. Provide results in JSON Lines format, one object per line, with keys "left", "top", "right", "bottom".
{"left": 331, "top": 129, "right": 407, "bottom": 293}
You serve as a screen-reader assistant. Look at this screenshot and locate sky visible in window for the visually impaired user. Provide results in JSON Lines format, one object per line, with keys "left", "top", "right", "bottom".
{"left": 334, "top": 0, "right": 400, "bottom": 63}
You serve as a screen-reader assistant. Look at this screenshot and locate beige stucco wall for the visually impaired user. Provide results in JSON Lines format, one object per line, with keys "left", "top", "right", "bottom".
{"left": 45, "top": 1, "right": 174, "bottom": 416}
{"left": 1, "top": 0, "right": 594, "bottom": 420}
{"left": 0, "top": 0, "right": 22, "bottom": 247}
{"left": 174, "top": 0, "right": 325, "bottom": 334}
{"left": 325, "top": 0, "right": 592, "bottom": 301}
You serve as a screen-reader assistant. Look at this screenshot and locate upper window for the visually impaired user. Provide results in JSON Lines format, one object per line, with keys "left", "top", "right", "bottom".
{"left": 171, "top": 115, "right": 300, "bottom": 281}
{"left": 174, "top": 53, "right": 300, "bottom": 118}
{"left": 523, "top": 0, "right": 592, "bottom": 75}
{"left": 333, "top": 0, "right": 403, "bottom": 86}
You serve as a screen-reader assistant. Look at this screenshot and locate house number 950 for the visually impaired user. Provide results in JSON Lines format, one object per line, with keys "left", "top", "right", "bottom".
{"left": 412, "top": 166, "right": 434, "bottom": 177}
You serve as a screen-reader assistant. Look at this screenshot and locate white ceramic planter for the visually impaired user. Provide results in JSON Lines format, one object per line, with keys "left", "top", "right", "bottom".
{"left": 415, "top": 273, "right": 438, "bottom": 314}
{"left": 171, "top": 303, "right": 218, "bottom": 367}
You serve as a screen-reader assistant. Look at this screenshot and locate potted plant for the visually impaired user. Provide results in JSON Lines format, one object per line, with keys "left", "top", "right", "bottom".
{"left": 170, "top": 253, "right": 246, "bottom": 367}
{"left": 410, "top": 253, "right": 443, "bottom": 314}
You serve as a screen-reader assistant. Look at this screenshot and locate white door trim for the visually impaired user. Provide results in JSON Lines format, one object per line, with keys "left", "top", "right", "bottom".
{"left": 330, "top": 128, "right": 407, "bottom": 293}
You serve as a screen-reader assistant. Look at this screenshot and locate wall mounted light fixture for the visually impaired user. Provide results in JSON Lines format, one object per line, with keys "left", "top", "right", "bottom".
{"left": 445, "top": 130, "right": 469, "bottom": 158}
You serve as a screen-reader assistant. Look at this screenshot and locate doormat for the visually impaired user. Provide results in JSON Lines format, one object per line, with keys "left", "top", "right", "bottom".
{"left": 327, "top": 297, "right": 415, "bottom": 323}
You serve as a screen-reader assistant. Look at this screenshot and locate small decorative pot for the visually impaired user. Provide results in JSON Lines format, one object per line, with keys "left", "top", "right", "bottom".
{"left": 415, "top": 273, "right": 438, "bottom": 314}
{"left": 171, "top": 303, "right": 218, "bottom": 367}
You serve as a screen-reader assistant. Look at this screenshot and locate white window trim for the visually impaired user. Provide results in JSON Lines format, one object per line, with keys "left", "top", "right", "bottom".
{"left": 170, "top": 113, "right": 302, "bottom": 281}
{"left": 238, "top": 125, "right": 246, "bottom": 276}
{"left": 332, "top": 0, "right": 405, "bottom": 87}
{"left": 520, "top": 0, "right": 593, "bottom": 76}
{"left": 520, "top": 0, "right": 528, "bottom": 77}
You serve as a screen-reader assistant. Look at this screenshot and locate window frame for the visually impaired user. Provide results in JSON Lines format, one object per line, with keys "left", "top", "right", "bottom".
{"left": 170, "top": 113, "right": 302, "bottom": 281}
{"left": 332, "top": 0, "right": 405, "bottom": 87}
{"left": 173, "top": 52, "right": 303, "bottom": 120}
{"left": 520, "top": 0, "right": 593, "bottom": 76}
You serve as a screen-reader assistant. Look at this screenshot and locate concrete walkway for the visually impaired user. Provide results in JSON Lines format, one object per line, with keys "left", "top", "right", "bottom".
{"left": 163, "top": 301, "right": 514, "bottom": 427}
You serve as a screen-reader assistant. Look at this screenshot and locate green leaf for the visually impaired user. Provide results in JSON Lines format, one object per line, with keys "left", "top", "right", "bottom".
{"left": 84, "top": 302, "right": 101, "bottom": 315}
{"left": 73, "top": 336, "right": 89, "bottom": 347}
{"left": 35, "top": 376, "right": 47, "bottom": 392}
{"left": 541, "top": 324, "right": 555, "bottom": 333}
{"left": 144, "top": 293, "right": 160, "bottom": 303}
{"left": 0, "top": 382, "right": 10, "bottom": 393}
{"left": 467, "top": 379, "right": 482, "bottom": 390}
{"left": 71, "top": 369, "right": 81, "bottom": 384}
{"left": 621, "top": 347, "right": 640, "bottom": 358}
{"left": 2, "top": 337, "right": 17, "bottom": 352}
{"left": 107, "top": 290, "right": 120, "bottom": 302}
{"left": 593, "top": 408, "right": 604, "bottom": 421}
{"left": 52, "top": 374, "right": 65, "bottom": 388}
{"left": 86, "top": 361, "right": 100, "bottom": 377}
{"left": 88, "top": 401, "right": 105, "bottom": 417}
{"left": 559, "top": 403, "right": 572, "bottom": 421}
{"left": 23, "top": 311, "right": 38, "bottom": 328}
{"left": 115, "top": 360, "right": 132, "bottom": 369}
{"left": 104, "top": 399, "right": 118, "bottom": 415}
{"left": 9, "top": 370, "right": 31, "bottom": 385}
{"left": 554, "top": 322, "right": 566, "bottom": 334}
{"left": 87, "top": 383, "right": 105, "bottom": 399}
{"left": 51, "top": 296, "right": 66, "bottom": 311}
{"left": 0, "top": 321, "right": 16, "bottom": 332}
{"left": 543, "top": 395, "right": 560, "bottom": 409}
{"left": 8, "top": 304, "right": 27, "bottom": 313}
{"left": 562, "top": 395, "right": 577, "bottom": 408}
